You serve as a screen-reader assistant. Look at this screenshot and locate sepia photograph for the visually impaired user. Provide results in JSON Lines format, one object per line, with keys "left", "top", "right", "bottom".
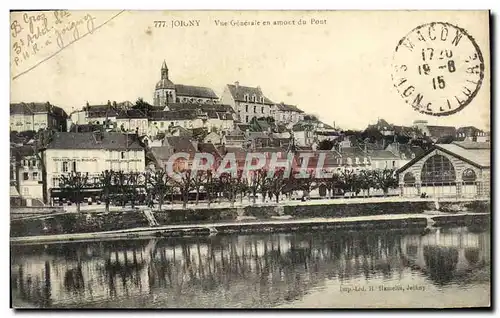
{"left": 9, "top": 9, "right": 491, "bottom": 309}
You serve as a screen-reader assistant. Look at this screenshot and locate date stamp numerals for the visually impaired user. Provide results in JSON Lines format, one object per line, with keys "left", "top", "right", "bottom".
{"left": 418, "top": 48, "right": 456, "bottom": 91}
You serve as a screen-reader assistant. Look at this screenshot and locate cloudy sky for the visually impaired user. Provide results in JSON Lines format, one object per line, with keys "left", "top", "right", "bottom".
{"left": 10, "top": 10, "right": 490, "bottom": 130}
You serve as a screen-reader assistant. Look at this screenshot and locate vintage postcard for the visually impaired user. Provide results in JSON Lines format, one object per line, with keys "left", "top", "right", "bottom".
{"left": 10, "top": 10, "right": 490, "bottom": 309}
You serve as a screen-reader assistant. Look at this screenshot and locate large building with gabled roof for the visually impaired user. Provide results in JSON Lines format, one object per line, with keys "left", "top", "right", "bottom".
{"left": 220, "top": 81, "right": 275, "bottom": 124}
{"left": 396, "top": 141, "right": 490, "bottom": 198}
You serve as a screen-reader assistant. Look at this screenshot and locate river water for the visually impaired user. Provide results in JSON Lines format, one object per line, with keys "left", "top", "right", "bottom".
{"left": 10, "top": 226, "right": 490, "bottom": 308}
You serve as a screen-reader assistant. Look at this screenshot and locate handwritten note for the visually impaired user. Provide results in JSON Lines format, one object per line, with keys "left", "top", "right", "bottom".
{"left": 10, "top": 10, "right": 123, "bottom": 80}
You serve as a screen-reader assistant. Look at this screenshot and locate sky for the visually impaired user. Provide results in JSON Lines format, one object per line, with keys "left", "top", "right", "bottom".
{"left": 10, "top": 10, "right": 490, "bottom": 131}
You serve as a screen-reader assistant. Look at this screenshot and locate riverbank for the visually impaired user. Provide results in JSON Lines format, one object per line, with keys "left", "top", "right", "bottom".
{"left": 10, "top": 211, "right": 490, "bottom": 245}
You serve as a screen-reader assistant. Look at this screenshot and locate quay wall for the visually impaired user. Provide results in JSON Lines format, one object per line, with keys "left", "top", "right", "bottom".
{"left": 10, "top": 199, "right": 490, "bottom": 238}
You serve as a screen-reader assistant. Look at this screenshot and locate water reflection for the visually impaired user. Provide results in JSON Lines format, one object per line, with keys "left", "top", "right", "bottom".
{"left": 11, "top": 227, "right": 490, "bottom": 308}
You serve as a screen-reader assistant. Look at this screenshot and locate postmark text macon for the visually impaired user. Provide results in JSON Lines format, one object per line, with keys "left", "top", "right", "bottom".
{"left": 392, "top": 22, "right": 484, "bottom": 116}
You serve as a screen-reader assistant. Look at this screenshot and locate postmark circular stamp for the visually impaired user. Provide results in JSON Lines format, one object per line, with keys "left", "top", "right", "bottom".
{"left": 392, "top": 22, "right": 484, "bottom": 116}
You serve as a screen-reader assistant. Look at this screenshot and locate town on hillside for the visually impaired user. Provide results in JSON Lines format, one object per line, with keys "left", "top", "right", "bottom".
{"left": 10, "top": 61, "right": 491, "bottom": 211}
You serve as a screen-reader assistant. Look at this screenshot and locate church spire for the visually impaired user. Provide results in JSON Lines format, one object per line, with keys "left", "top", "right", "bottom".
{"left": 161, "top": 60, "right": 168, "bottom": 80}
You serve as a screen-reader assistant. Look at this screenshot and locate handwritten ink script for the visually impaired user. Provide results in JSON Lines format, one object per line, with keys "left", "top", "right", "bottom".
{"left": 11, "top": 11, "right": 96, "bottom": 68}
{"left": 10, "top": 11, "right": 124, "bottom": 80}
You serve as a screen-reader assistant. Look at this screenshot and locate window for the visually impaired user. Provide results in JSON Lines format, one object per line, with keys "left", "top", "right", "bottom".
{"left": 462, "top": 169, "right": 477, "bottom": 184}
{"left": 403, "top": 172, "right": 416, "bottom": 184}
{"left": 245, "top": 105, "right": 248, "bottom": 112}
{"left": 23, "top": 187, "right": 29, "bottom": 196}
{"left": 260, "top": 96, "right": 264, "bottom": 103}
{"left": 347, "top": 158, "right": 353, "bottom": 165}
{"left": 252, "top": 95, "right": 256, "bottom": 102}
{"left": 23, "top": 172, "right": 29, "bottom": 180}
{"left": 245, "top": 115, "right": 249, "bottom": 123}
{"left": 392, "top": 161, "right": 396, "bottom": 167}
{"left": 244, "top": 94, "right": 249, "bottom": 101}
{"left": 62, "top": 161, "right": 69, "bottom": 173}
{"left": 72, "top": 161, "right": 77, "bottom": 172}
{"left": 121, "top": 152, "right": 126, "bottom": 159}
{"left": 32, "top": 160, "right": 36, "bottom": 167}
{"left": 363, "top": 157, "right": 369, "bottom": 164}
{"left": 355, "top": 157, "right": 360, "bottom": 164}
{"left": 254, "top": 106, "right": 256, "bottom": 113}
{"left": 261, "top": 107, "right": 264, "bottom": 114}
{"left": 421, "top": 154, "right": 456, "bottom": 184}
{"left": 32, "top": 172, "right": 38, "bottom": 180}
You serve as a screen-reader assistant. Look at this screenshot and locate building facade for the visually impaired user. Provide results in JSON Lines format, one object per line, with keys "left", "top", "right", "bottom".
{"left": 44, "top": 132, "right": 145, "bottom": 200}
{"left": 272, "top": 102, "right": 305, "bottom": 126}
{"left": 10, "top": 102, "right": 68, "bottom": 132}
{"left": 10, "top": 146, "right": 44, "bottom": 204}
{"left": 220, "top": 82, "right": 275, "bottom": 124}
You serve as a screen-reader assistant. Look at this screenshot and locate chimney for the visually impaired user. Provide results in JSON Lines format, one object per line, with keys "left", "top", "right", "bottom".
{"left": 235, "top": 81, "right": 239, "bottom": 89}
{"left": 107, "top": 100, "right": 111, "bottom": 106}
{"left": 86, "top": 101, "right": 90, "bottom": 107}
{"left": 113, "top": 101, "right": 117, "bottom": 107}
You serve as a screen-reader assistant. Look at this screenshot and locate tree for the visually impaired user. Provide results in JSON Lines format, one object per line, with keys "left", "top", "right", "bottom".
{"left": 173, "top": 169, "right": 195, "bottom": 209}
{"left": 191, "top": 170, "right": 207, "bottom": 205}
{"left": 146, "top": 169, "right": 171, "bottom": 211}
{"left": 99, "top": 170, "right": 115, "bottom": 213}
{"left": 361, "top": 127, "right": 383, "bottom": 143}
{"left": 132, "top": 98, "right": 154, "bottom": 116}
{"left": 268, "top": 168, "right": 290, "bottom": 203}
{"left": 358, "top": 170, "right": 375, "bottom": 198}
{"left": 248, "top": 169, "right": 269, "bottom": 204}
{"left": 318, "top": 139, "right": 335, "bottom": 150}
{"left": 218, "top": 172, "right": 238, "bottom": 207}
{"left": 33, "top": 129, "right": 54, "bottom": 204}
{"left": 372, "top": 169, "right": 398, "bottom": 196}
{"left": 323, "top": 171, "right": 342, "bottom": 198}
{"left": 126, "top": 172, "right": 141, "bottom": 208}
{"left": 111, "top": 171, "right": 129, "bottom": 207}
{"left": 235, "top": 170, "right": 249, "bottom": 204}
{"left": 294, "top": 170, "right": 317, "bottom": 199}
{"left": 339, "top": 169, "right": 361, "bottom": 197}
{"left": 204, "top": 170, "right": 219, "bottom": 208}
{"left": 59, "top": 171, "right": 89, "bottom": 213}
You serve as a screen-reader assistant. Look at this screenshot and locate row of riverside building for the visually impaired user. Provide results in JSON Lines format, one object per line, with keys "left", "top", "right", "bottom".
{"left": 10, "top": 61, "right": 491, "bottom": 206}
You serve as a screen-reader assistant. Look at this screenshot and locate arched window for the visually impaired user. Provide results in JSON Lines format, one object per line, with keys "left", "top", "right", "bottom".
{"left": 403, "top": 172, "right": 416, "bottom": 184}
{"left": 421, "top": 154, "right": 456, "bottom": 184}
{"left": 462, "top": 168, "right": 477, "bottom": 184}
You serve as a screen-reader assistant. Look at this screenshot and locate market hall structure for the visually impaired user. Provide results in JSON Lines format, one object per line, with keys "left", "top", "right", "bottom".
{"left": 397, "top": 141, "right": 490, "bottom": 199}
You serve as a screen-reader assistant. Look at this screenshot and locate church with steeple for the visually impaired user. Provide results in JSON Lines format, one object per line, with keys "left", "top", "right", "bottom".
{"left": 153, "top": 61, "right": 220, "bottom": 108}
